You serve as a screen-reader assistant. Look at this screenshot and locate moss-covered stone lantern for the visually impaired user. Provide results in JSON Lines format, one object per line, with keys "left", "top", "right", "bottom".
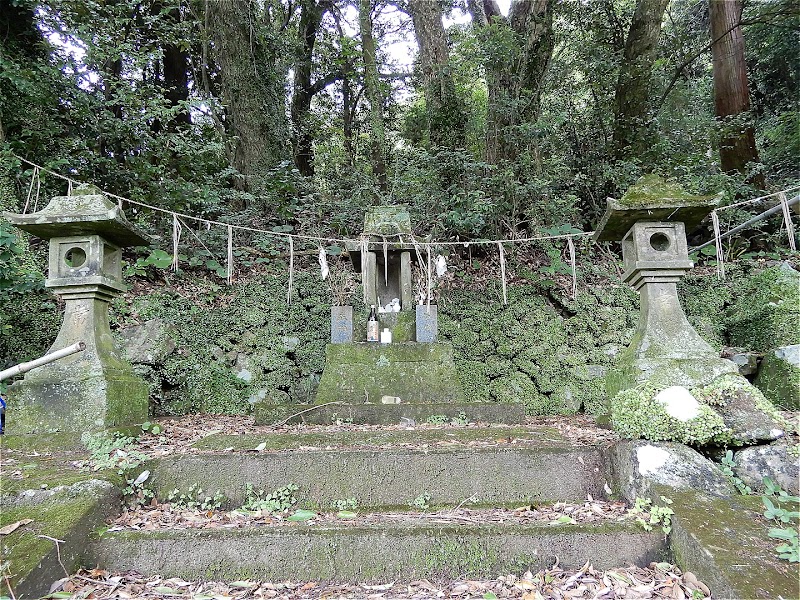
{"left": 594, "top": 175, "right": 738, "bottom": 397}
{"left": 3, "top": 185, "right": 151, "bottom": 433}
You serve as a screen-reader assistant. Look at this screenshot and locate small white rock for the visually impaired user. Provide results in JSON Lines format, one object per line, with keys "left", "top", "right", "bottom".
{"left": 637, "top": 445, "right": 671, "bottom": 475}
{"left": 654, "top": 386, "right": 700, "bottom": 422}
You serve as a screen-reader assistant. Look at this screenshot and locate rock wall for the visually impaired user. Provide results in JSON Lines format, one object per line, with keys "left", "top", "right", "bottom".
{"left": 1, "top": 259, "right": 796, "bottom": 417}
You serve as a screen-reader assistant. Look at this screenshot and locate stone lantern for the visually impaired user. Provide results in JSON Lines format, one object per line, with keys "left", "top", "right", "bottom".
{"left": 3, "top": 185, "right": 151, "bottom": 433}
{"left": 594, "top": 175, "right": 738, "bottom": 397}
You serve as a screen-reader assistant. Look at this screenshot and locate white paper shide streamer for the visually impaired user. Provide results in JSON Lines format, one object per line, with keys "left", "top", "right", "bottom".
{"left": 497, "top": 242, "right": 507, "bottom": 305}
{"left": 172, "top": 214, "right": 182, "bottom": 271}
{"left": 318, "top": 246, "right": 329, "bottom": 280}
{"left": 287, "top": 236, "right": 294, "bottom": 304}
{"left": 227, "top": 225, "right": 234, "bottom": 285}
{"left": 711, "top": 210, "right": 725, "bottom": 280}
{"left": 779, "top": 192, "right": 797, "bottom": 252}
{"left": 566, "top": 236, "right": 577, "bottom": 299}
{"left": 435, "top": 254, "right": 447, "bottom": 277}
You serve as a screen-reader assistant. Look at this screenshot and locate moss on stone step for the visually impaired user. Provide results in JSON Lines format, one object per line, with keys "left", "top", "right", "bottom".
{"left": 192, "top": 426, "right": 562, "bottom": 451}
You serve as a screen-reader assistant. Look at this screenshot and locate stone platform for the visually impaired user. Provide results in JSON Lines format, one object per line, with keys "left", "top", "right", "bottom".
{"left": 263, "top": 341, "right": 488, "bottom": 425}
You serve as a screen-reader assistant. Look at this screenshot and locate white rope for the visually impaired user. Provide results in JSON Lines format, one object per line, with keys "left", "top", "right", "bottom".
{"left": 779, "top": 192, "right": 797, "bottom": 252}
{"left": 567, "top": 235, "right": 577, "bottom": 300}
{"left": 497, "top": 241, "right": 508, "bottom": 305}
{"left": 13, "top": 148, "right": 597, "bottom": 247}
{"left": 711, "top": 210, "right": 725, "bottom": 280}
{"left": 287, "top": 235, "right": 294, "bottom": 304}
{"left": 172, "top": 214, "right": 182, "bottom": 271}
{"left": 227, "top": 225, "right": 234, "bottom": 285}
{"left": 717, "top": 184, "right": 800, "bottom": 210}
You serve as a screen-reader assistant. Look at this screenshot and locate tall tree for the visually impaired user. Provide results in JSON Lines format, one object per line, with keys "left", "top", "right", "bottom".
{"left": 207, "top": 0, "right": 290, "bottom": 193}
{"left": 358, "top": 0, "right": 387, "bottom": 190}
{"left": 612, "top": 0, "right": 670, "bottom": 159}
{"left": 291, "top": 0, "right": 344, "bottom": 176}
{"left": 468, "top": 0, "right": 555, "bottom": 165}
{"left": 710, "top": 0, "right": 764, "bottom": 186}
{"left": 408, "top": 0, "right": 466, "bottom": 149}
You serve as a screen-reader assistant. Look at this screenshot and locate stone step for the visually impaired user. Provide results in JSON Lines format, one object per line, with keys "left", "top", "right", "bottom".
{"left": 147, "top": 441, "right": 608, "bottom": 509}
{"left": 255, "top": 402, "right": 526, "bottom": 425}
{"left": 91, "top": 520, "right": 666, "bottom": 582}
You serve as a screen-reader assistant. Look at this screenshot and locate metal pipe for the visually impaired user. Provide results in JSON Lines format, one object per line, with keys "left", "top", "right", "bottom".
{"left": 691, "top": 194, "right": 800, "bottom": 253}
{"left": 0, "top": 341, "right": 86, "bottom": 381}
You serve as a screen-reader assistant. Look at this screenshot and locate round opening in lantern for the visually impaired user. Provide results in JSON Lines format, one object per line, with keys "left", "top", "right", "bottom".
{"left": 649, "top": 232, "right": 671, "bottom": 252}
{"left": 64, "top": 247, "right": 87, "bottom": 268}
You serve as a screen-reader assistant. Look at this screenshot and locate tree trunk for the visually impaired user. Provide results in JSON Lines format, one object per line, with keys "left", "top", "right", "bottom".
{"left": 291, "top": 0, "right": 331, "bottom": 176}
{"left": 163, "top": 39, "right": 191, "bottom": 127}
{"left": 612, "top": 0, "right": 670, "bottom": 160}
{"left": 207, "top": 0, "right": 289, "bottom": 192}
{"left": 468, "top": 0, "right": 554, "bottom": 164}
{"left": 359, "top": 0, "right": 387, "bottom": 190}
{"left": 710, "top": 0, "right": 764, "bottom": 186}
{"left": 408, "top": 0, "right": 466, "bottom": 149}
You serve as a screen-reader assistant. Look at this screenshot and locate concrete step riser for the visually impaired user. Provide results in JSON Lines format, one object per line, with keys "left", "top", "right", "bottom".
{"left": 150, "top": 448, "right": 607, "bottom": 509}
{"left": 93, "top": 525, "right": 667, "bottom": 582}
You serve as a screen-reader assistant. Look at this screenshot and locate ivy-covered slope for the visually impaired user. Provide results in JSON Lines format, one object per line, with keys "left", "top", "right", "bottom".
{"left": 0, "top": 259, "right": 794, "bottom": 417}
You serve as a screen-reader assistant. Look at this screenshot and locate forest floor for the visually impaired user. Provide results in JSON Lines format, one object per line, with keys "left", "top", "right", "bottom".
{"left": 52, "top": 561, "right": 712, "bottom": 600}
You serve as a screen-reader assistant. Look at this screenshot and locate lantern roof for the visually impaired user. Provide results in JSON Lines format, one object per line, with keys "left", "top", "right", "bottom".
{"left": 593, "top": 175, "right": 721, "bottom": 242}
{"left": 3, "top": 185, "right": 151, "bottom": 247}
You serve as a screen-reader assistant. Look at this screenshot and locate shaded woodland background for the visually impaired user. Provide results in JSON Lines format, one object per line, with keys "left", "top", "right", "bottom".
{"left": 0, "top": 0, "right": 798, "bottom": 278}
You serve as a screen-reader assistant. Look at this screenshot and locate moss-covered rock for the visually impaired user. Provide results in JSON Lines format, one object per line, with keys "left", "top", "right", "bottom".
{"left": 609, "top": 383, "right": 729, "bottom": 445}
{"left": 610, "top": 374, "right": 784, "bottom": 446}
{"left": 754, "top": 345, "right": 800, "bottom": 409}
{"left": 725, "top": 263, "right": 800, "bottom": 351}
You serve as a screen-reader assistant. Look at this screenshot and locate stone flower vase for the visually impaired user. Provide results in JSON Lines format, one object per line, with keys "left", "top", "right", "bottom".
{"left": 330, "top": 305, "right": 353, "bottom": 344}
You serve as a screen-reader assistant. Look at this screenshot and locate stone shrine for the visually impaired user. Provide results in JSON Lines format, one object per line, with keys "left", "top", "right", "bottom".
{"left": 3, "top": 185, "right": 150, "bottom": 433}
{"left": 256, "top": 207, "right": 524, "bottom": 425}
{"left": 593, "top": 175, "right": 739, "bottom": 396}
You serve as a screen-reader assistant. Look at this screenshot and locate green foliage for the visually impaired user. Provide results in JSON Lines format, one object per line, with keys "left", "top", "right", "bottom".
{"left": 332, "top": 497, "right": 358, "bottom": 512}
{"left": 411, "top": 492, "right": 431, "bottom": 511}
{"left": 725, "top": 265, "right": 800, "bottom": 351}
{"left": 122, "top": 469, "right": 155, "bottom": 509}
{"left": 140, "top": 421, "right": 163, "bottom": 436}
{"left": 720, "top": 450, "right": 753, "bottom": 496}
{"left": 0, "top": 223, "right": 42, "bottom": 293}
{"left": 240, "top": 483, "right": 298, "bottom": 513}
{"left": 761, "top": 477, "right": 800, "bottom": 563}
{"left": 80, "top": 431, "right": 146, "bottom": 474}
{"left": 425, "top": 414, "right": 449, "bottom": 425}
{"left": 166, "top": 484, "right": 226, "bottom": 511}
{"left": 630, "top": 496, "right": 674, "bottom": 536}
